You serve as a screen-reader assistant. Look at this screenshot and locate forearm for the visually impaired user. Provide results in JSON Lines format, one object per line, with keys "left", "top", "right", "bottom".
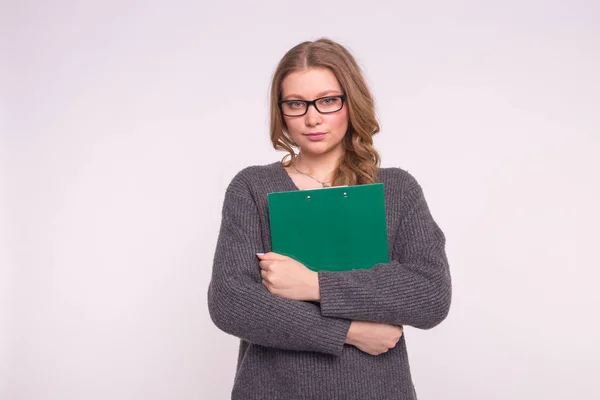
{"left": 208, "top": 277, "right": 351, "bottom": 355}
{"left": 318, "top": 258, "right": 451, "bottom": 329}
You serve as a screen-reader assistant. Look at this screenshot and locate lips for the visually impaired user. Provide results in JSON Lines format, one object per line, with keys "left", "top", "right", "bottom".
{"left": 305, "top": 132, "right": 327, "bottom": 141}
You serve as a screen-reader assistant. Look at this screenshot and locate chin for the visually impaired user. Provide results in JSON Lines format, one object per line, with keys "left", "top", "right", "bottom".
{"left": 299, "top": 143, "right": 341, "bottom": 156}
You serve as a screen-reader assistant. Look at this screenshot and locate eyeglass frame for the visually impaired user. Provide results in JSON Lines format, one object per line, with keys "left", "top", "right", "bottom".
{"left": 278, "top": 94, "right": 347, "bottom": 117}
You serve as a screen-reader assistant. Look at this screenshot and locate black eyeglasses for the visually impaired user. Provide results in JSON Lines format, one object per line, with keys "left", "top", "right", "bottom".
{"left": 278, "top": 94, "right": 346, "bottom": 117}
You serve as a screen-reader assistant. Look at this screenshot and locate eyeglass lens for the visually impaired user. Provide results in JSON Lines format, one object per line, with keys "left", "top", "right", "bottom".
{"left": 281, "top": 96, "right": 343, "bottom": 116}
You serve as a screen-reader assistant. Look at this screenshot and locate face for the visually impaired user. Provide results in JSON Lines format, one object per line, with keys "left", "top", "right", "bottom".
{"left": 280, "top": 67, "right": 349, "bottom": 158}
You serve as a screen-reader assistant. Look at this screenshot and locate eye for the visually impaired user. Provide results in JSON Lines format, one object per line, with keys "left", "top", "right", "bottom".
{"left": 286, "top": 101, "right": 304, "bottom": 109}
{"left": 316, "top": 96, "right": 342, "bottom": 108}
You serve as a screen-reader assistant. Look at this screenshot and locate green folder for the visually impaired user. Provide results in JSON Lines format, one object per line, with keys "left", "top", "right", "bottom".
{"left": 267, "top": 183, "right": 389, "bottom": 272}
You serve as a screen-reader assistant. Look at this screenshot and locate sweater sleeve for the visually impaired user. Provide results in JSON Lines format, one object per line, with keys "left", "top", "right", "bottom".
{"left": 318, "top": 172, "right": 452, "bottom": 329}
{"left": 207, "top": 172, "right": 351, "bottom": 355}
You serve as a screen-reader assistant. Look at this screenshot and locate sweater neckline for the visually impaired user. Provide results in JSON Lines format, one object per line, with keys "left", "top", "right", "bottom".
{"left": 272, "top": 160, "right": 385, "bottom": 190}
{"left": 273, "top": 161, "right": 301, "bottom": 191}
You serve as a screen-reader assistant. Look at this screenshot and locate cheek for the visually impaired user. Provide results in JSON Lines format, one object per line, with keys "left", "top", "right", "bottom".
{"left": 283, "top": 117, "right": 303, "bottom": 135}
{"left": 327, "top": 109, "right": 349, "bottom": 133}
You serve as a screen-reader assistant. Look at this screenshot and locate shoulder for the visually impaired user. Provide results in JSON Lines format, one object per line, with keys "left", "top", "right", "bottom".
{"left": 226, "top": 161, "right": 281, "bottom": 196}
{"left": 239, "top": 161, "right": 280, "bottom": 175}
{"left": 378, "top": 166, "right": 421, "bottom": 193}
{"left": 228, "top": 161, "right": 281, "bottom": 184}
{"left": 378, "top": 166, "right": 428, "bottom": 214}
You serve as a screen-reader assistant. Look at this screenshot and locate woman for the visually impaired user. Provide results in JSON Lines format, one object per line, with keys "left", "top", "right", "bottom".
{"left": 208, "top": 38, "right": 452, "bottom": 400}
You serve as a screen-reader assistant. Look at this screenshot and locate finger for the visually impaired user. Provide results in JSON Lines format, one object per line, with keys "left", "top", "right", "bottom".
{"left": 260, "top": 269, "right": 268, "bottom": 280}
{"left": 258, "top": 252, "right": 286, "bottom": 261}
{"left": 271, "top": 252, "right": 290, "bottom": 260}
{"left": 259, "top": 260, "right": 271, "bottom": 271}
{"left": 256, "top": 252, "right": 277, "bottom": 260}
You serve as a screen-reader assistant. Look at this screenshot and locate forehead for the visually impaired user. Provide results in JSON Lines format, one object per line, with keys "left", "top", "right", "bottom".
{"left": 281, "top": 67, "right": 342, "bottom": 99}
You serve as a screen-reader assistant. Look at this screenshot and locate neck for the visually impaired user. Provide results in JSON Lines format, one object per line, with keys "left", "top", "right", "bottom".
{"left": 293, "top": 148, "right": 344, "bottom": 182}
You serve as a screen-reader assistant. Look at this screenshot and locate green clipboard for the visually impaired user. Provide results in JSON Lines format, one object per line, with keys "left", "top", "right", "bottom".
{"left": 267, "top": 183, "right": 389, "bottom": 272}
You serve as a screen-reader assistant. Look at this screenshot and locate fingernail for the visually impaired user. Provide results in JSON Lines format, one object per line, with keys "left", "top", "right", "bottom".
{"left": 256, "top": 253, "right": 264, "bottom": 256}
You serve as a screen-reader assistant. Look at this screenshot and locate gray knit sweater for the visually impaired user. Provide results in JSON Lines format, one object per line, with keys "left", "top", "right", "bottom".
{"left": 208, "top": 161, "right": 452, "bottom": 400}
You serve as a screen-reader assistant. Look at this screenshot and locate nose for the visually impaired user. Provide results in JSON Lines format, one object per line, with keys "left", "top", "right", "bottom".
{"left": 304, "top": 103, "right": 322, "bottom": 126}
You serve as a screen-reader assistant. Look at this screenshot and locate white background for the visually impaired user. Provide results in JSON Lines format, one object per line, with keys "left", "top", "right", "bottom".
{"left": 2, "top": 0, "right": 599, "bottom": 399}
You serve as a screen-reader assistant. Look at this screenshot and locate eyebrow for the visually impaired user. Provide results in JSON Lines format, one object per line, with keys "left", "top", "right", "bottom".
{"left": 282, "top": 90, "right": 342, "bottom": 101}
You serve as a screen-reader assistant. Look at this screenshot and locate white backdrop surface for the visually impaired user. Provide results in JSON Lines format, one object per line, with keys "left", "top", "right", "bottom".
{"left": 2, "top": 1, "right": 599, "bottom": 399}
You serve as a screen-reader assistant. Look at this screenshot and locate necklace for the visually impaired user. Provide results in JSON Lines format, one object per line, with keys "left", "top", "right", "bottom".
{"left": 292, "top": 164, "right": 332, "bottom": 188}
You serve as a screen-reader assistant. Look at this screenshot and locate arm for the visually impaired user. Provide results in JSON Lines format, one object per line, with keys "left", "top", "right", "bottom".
{"left": 207, "top": 172, "right": 351, "bottom": 355}
{"left": 318, "top": 173, "right": 452, "bottom": 329}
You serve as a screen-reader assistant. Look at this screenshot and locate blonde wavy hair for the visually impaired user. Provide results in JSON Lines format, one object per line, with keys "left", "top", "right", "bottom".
{"left": 269, "top": 38, "right": 381, "bottom": 186}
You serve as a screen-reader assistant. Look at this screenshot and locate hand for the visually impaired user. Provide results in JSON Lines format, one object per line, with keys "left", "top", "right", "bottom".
{"left": 345, "top": 321, "right": 403, "bottom": 356}
{"left": 257, "top": 252, "right": 320, "bottom": 301}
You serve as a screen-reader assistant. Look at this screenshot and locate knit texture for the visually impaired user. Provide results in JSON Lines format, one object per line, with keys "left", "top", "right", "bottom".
{"left": 208, "top": 161, "right": 452, "bottom": 400}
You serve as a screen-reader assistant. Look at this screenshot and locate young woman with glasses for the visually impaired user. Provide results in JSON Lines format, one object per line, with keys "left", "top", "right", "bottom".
{"left": 208, "top": 38, "right": 452, "bottom": 400}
